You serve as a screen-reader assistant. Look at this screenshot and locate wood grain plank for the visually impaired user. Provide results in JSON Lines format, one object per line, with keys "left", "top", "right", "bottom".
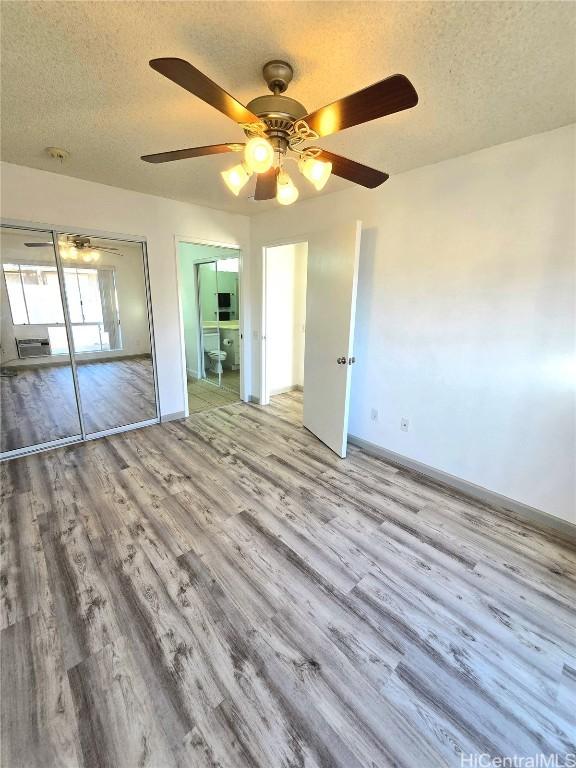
{"left": 68, "top": 635, "right": 178, "bottom": 768}
{"left": 1, "top": 610, "right": 84, "bottom": 768}
{"left": 1, "top": 391, "right": 574, "bottom": 767}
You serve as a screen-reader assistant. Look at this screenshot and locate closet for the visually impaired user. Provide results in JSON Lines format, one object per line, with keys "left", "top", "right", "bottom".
{"left": 0, "top": 224, "right": 159, "bottom": 459}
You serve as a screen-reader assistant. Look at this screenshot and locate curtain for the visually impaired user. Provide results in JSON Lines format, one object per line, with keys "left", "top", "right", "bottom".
{"left": 97, "top": 268, "right": 120, "bottom": 350}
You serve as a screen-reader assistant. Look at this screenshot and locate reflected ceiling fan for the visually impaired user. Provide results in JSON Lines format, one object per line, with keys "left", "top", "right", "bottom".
{"left": 141, "top": 58, "right": 418, "bottom": 205}
{"left": 24, "top": 235, "right": 119, "bottom": 263}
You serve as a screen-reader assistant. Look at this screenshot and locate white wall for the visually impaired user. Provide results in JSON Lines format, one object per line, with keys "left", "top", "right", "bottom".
{"left": 250, "top": 125, "right": 576, "bottom": 523}
{"left": 265, "top": 243, "right": 307, "bottom": 395}
{"left": 0, "top": 162, "right": 250, "bottom": 417}
{"left": 178, "top": 251, "right": 200, "bottom": 378}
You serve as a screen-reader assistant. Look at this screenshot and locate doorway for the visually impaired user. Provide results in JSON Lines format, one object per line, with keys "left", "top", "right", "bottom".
{"left": 261, "top": 242, "right": 308, "bottom": 405}
{"left": 177, "top": 241, "right": 243, "bottom": 415}
{"left": 262, "top": 222, "right": 361, "bottom": 457}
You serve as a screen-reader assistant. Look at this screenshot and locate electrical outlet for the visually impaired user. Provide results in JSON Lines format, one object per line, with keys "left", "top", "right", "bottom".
{"left": 370, "top": 408, "right": 378, "bottom": 422}
{"left": 400, "top": 417, "right": 409, "bottom": 432}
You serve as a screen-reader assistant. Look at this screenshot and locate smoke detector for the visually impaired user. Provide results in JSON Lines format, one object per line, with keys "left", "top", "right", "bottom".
{"left": 46, "top": 147, "right": 70, "bottom": 161}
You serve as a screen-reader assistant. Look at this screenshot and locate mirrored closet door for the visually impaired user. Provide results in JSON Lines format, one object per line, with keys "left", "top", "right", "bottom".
{"left": 0, "top": 224, "right": 159, "bottom": 459}
{"left": 0, "top": 227, "right": 82, "bottom": 455}
{"left": 57, "top": 233, "right": 158, "bottom": 435}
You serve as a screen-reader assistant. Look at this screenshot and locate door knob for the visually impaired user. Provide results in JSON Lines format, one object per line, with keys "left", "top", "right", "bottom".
{"left": 337, "top": 356, "right": 346, "bottom": 365}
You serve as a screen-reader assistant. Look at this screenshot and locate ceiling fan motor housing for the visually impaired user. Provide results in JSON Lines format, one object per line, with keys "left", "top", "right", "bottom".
{"left": 245, "top": 94, "right": 307, "bottom": 152}
{"left": 60, "top": 235, "right": 97, "bottom": 250}
{"left": 262, "top": 60, "right": 294, "bottom": 94}
{"left": 244, "top": 61, "right": 308, "bottom": 153}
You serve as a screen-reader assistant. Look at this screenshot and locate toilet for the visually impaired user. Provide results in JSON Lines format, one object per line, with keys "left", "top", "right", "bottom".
{"left": 203, "top": 330, "right": 227, "bottom": 374}
{"left": 207, "top": 349, "right": 227, "bottom": 374}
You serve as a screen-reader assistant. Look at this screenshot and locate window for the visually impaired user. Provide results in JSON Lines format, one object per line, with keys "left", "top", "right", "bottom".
{"left": 3, "top": 263, "right": 121, "bottom": 354}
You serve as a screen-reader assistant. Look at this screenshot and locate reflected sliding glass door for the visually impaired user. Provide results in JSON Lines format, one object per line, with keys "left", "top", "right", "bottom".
{"left": 0, "top": 224, "right": 159, "bottom": 459}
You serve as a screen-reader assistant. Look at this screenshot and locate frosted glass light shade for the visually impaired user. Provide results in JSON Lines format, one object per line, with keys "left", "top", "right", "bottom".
{"left": 244, "top": 137, "right": 274, "bottom": 174}
{"left": 221, "top": 163, "right": 251, "bottom": 196}
{"left": 299, "top": 156, "right": 332, "bottom": 191}
{"left": 276, "top": 171, "right": 299, "bottom": 205}
{"left": 82, "top": 250, "right": 100, "bottom": 263}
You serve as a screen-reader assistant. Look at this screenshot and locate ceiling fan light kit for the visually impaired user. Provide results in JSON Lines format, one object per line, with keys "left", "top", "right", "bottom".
{"left": 276, "top": 170, "right": 299, "bottom": 206}
{"left": 299, "top": 155, "right": 333, "bottom": 191}
{"left": 221, "top": 163, "right": 252, "bottom": 196}
{"left": 243, "top": 136, "right": 275, "bottom": 174}
{"left": 24, "top": 235, "right": 120, "bottom": 263}
{"left": 142, "top": 57, "right": 418, "bottom": 206}
{"left": 59, "top": 242, "right": 101, "bottom": 263}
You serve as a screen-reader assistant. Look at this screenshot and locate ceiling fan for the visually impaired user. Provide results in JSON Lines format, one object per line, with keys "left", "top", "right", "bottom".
{"left": 25, "top": 235, "right": 119, "bottom": 263}
{"left": 141, "top": 58, "right": 418, "bottom": 205}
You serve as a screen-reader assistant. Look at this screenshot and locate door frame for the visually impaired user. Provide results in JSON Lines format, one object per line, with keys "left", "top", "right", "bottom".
{"left": 260, "top": 237, "right": 309, "bottom": 406}
{"left": 0, "top": 218, "right": 161, "bottom": 461}
{"left": 174, "top": 236, "right": 246, "bottom": 417}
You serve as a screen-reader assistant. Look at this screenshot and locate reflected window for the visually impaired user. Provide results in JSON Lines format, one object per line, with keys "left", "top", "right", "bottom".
{"left": 3, "top": 264, "right": 64, "bottom": 324}
{"left": 64, "top": 268, "right": 104, "bottom": 324}
{"left": 3, "top": 263, "right": 121, "bottom": 354}
{"left": 72, "top": 324, "right": 109, "bottom": 353}
{"left": 47, "top": 326, "right": 68, "bottom": 355}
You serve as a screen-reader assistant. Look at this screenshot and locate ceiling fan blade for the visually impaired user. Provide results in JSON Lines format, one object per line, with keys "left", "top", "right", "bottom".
{"left": 141, "top": 143, "right": 244, "bottom": 164}
{"left": 96, "top": 247, "right": 121, "bottom": 253}
{"left": 254, "top": 168, "right": 278, "bottom": 201}
{"left": 316, "top": 150, "right": 389, "bottom": 188}
{"left": 24, "top": 242, "right": 52, "bottom": 247}
{"left": 303, "top": 74, "right": 418, "bottom": 137}
{"left": 150, "top": 58, "right": 260, "bottom": 125}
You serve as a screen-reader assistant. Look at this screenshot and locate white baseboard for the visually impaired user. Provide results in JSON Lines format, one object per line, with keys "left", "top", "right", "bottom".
{"left": 348, "top": 434, "right": 575, "bottom": 539}
{"left": 270, "top": 384, "right": 303, "bottom": 396}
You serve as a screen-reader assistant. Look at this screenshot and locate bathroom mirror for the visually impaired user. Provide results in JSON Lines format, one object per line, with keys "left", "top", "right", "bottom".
{"left": 214, "top": 257, "right": 240, "bottom": 393}
{"left": 198, "top": 256, "right": 240, "bottom": 392}
{"left": 198, "top": 261, "right": 221, "bottom": 386}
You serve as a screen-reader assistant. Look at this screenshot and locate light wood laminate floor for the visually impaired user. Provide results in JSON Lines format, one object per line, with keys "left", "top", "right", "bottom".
{"left": 205, "top": 367, "right": 241, "bottom": 394}
{"left": 187, "top": 378, "right": 240, "bottom": 414}
{"left": 1, "top": 392, "right": 575, "bottom": 767}
{"left": 1, "top": 357, "right": 157, "bottom": 453}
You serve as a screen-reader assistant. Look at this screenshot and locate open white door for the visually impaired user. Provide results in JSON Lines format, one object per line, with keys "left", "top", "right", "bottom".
{"left": 303, "top": 220, "right": 361, "bottom": 457}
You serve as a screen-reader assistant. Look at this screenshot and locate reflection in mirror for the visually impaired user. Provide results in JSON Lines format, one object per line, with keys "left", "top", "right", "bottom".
{"left": 0, "top": 227, "right": 81, "bottom": 454}
{"left": 214, "top": 257, "right": 240, "bottom": 394}
{"left": 58, "top": 234, "right": 157, "bottom": 434}
{"left": 197, "top": 255, "right": 240, "bottom": 393}
{"left": 198, "top": 261, "right": 222, "bottom": 388}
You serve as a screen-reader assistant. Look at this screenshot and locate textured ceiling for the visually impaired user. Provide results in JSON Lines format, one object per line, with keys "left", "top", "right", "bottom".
{"left": 1, "top": 1, "right": 575, "bottom": 215}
